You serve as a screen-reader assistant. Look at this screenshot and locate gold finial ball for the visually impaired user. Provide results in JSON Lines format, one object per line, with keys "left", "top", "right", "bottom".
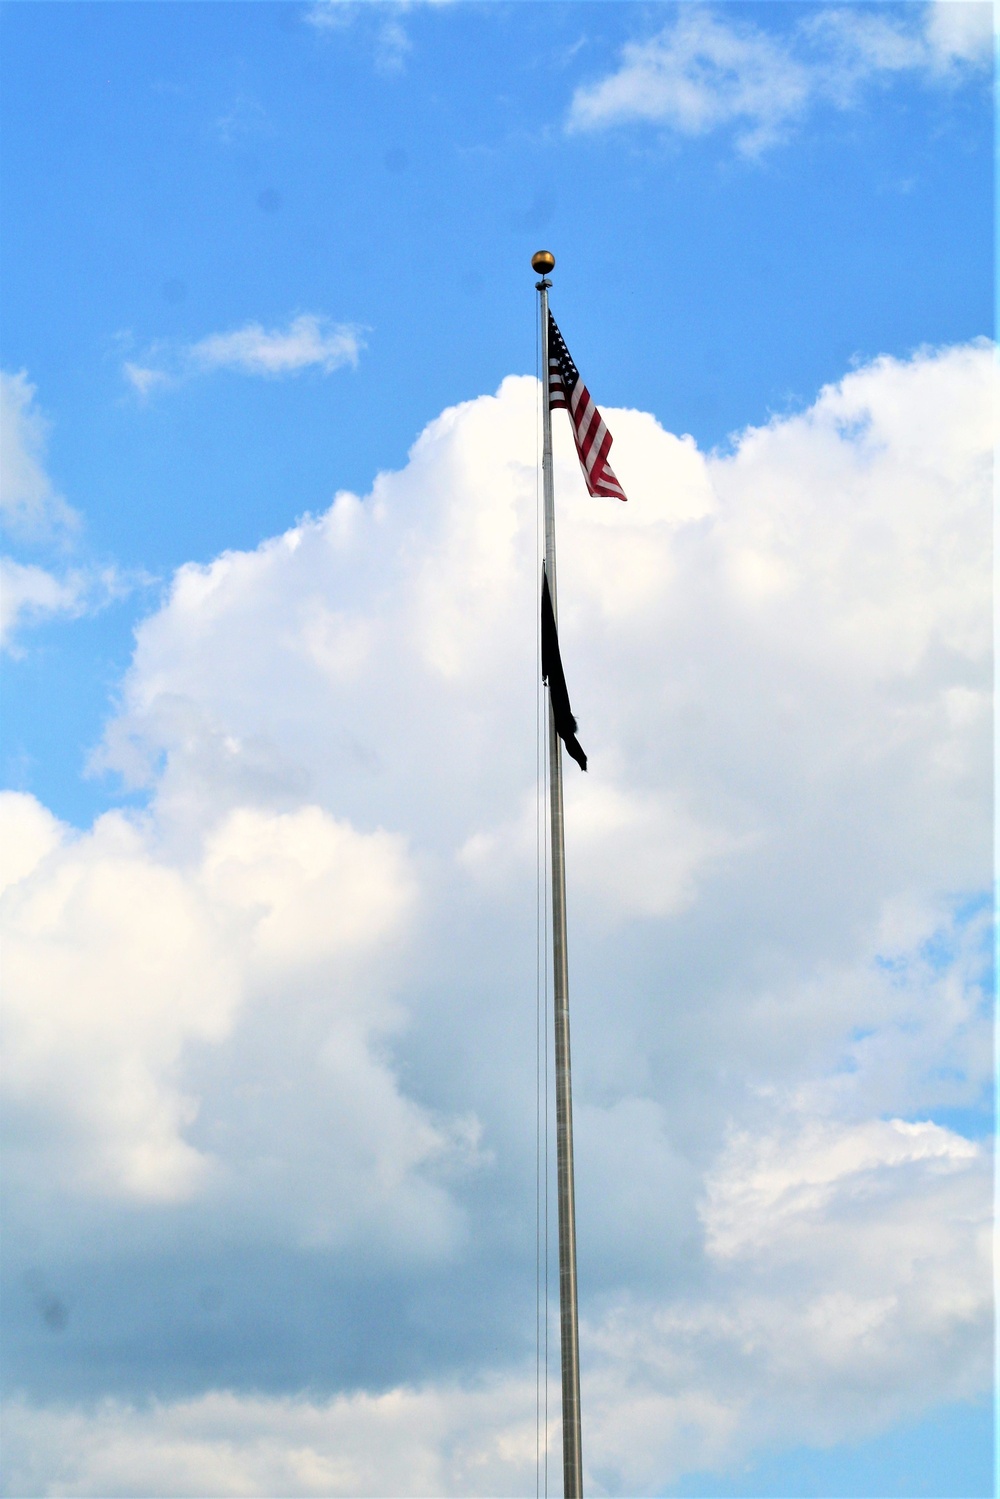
{"left": 531, "top": 250, "right": 555, "bottom": 276}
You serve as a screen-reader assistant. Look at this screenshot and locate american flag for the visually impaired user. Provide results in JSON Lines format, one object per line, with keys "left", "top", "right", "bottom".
{"left": 547, "top": 311, "right": 627, "bottom": 502}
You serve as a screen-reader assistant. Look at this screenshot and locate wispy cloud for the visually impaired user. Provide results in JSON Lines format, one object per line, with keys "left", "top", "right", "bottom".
{"left": 374, "top": 16, "right": 411, "bottom": 73}
{"left": 568, "top": 1, "right": 993, "bottom": 154}
{"left": 0, "top": 559, "right": 86, "bottom": 648}
{"left": 0, "top": 557, "right": 132, "bottom": 654}
{"left": 306, "top": 0, "right": 455, "bottom": 23}
{"left": 305, "top": 0, "right": 452, "bottom": 74}
{"left": 569, "top": 9, "right": 809, "bottom": 156}
{"left": 213, "top": 92, "right": 272, "bottom": 147}
{"left": 121, "top": 362, "right": 173, "bottom": 399}
{"left": 123, "top": 314, "right": 365, "bottom": 398}
{"left": 191, "top": 316, "right": 363, "bottom": 377}
{"left": 1, "top": 370, "right": 145, "bottom": 651}
{"left": 805, "top": 1, "right": 993, "bottom": 93}
{"left": 0, "top": 371, "right": 79, "bottom": 542}
{"left": 304, "top": 0, "right": 356, "bottom": 31}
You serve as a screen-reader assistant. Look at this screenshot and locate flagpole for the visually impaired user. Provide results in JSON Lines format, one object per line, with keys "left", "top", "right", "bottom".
{"left": 533, "top": 249, "right": 583, "bottom": 1499}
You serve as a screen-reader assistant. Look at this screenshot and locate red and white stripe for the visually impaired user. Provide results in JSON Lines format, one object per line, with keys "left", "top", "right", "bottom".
{"left": 566, "top": 378, "right": 626, "bottom": 502}
{"left": 547, "top": 314, "right": 627, "bottom": 502}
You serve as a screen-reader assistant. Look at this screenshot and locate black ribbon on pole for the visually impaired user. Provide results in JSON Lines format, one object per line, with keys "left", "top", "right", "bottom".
{"left": 541, "top": 567, "right": 587, "bottom": 773}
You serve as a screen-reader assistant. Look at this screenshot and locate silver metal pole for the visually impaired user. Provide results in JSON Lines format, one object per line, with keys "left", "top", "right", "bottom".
{"left": 535, "top": 254, "right": 583, "bottom": 1499}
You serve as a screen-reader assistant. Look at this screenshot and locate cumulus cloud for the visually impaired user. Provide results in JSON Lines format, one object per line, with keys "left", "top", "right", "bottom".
{"left": 568, "top": 2, "right": 992, "bottom": 153}
{"left": 1, "top": 794, "right": 240, "bottom": 1202}
{"left": 582, "top": 1116, "right": 991, "bottom": 1492}
{"left": 2, "top": 339, "right": 991, "bottom": 1489}
{"left": 2, "top": 1111, "right": 989, "bottom": 1494}
{"left": 123, "top": 314, "right": 364, "bottom": 397}
{"left": 0, "top": 1379, "right": 540, "bottom": 1498}
{"left": 0, "top": 791, "right": 476, "bottom": 1248}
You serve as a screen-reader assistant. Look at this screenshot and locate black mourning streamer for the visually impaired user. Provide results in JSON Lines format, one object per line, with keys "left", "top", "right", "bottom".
{"left": 541, "top": 567, "right": 587, "bottom": 772}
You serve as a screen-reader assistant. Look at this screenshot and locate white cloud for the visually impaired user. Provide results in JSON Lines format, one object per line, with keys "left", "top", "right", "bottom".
{"left": 804, "top": 1, "right": 994, "bottom": 96}
{"left": 0, "top": 792, "right": 477, "bottom": 1243}
{"left": 924, "top": 0, "right": 995, "bottom": 66}
{"left": 0, "top": 371, "right": 137, "bottom": 650}
{"left": 306, "top": 1, "right": 454, "bottom": 28}
{"left": 2, "top": 1113, "right": 989, "bottom": 1493}
{"left": 0, "top": 557, "right": 132, "bottom": 653}
{"left": 213, "top": 92, "right": 272, "bottom": 147}
{"left": 2, "top": 339, "right": 991, "bottom": 1489}
{"left": 0, "top": 370, "right": 78, "bottom": 540}
{"left": 0, "top": 558, "right": 86, "bottom": 647}
{"left": 191, "top": 315, "right": 363, "bottom": 377}
{"left": 304, "top": 0, "right": 353, "bottom": 31}
{"left": 2, "top": 795, "right": 239, "bottom": 1202}
{"left": 374, "top": 16, "right": 412, "bottom": 72}
{"left": 461, "top": 779, "right": 738, "bottom": 920}
{"left": 0, "top": 1379, "right": 540, "bottom": 1498}
{"left": 91, "top": 333, "right": 991, "bottom": 1116}
{"left": 568, "top": 3, "right": 992, "bottom": 152}
{"left": 305, "top": 0, "right": 454, "bottom": 74}
{"left": 121, "top": 361, "right": 173, "bottom": 399}
{"left": 569, "top": 9, "right": 812, "bottom": 154}
{"left": 123, "top": 314, "right": 364, "bottom": 396}
{"left": 583, "top": 1116, "right": 991, "bottom": 1490}
{"left": 702, "top": 1116, "right": 979, "bottom": 1260}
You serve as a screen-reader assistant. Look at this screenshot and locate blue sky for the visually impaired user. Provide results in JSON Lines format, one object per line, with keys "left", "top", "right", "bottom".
{"left": 3, "top": 0, "right": 992, "bottom": 825}
{"left": 0, "top": 3, "right": 994, "bottom": 1495}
